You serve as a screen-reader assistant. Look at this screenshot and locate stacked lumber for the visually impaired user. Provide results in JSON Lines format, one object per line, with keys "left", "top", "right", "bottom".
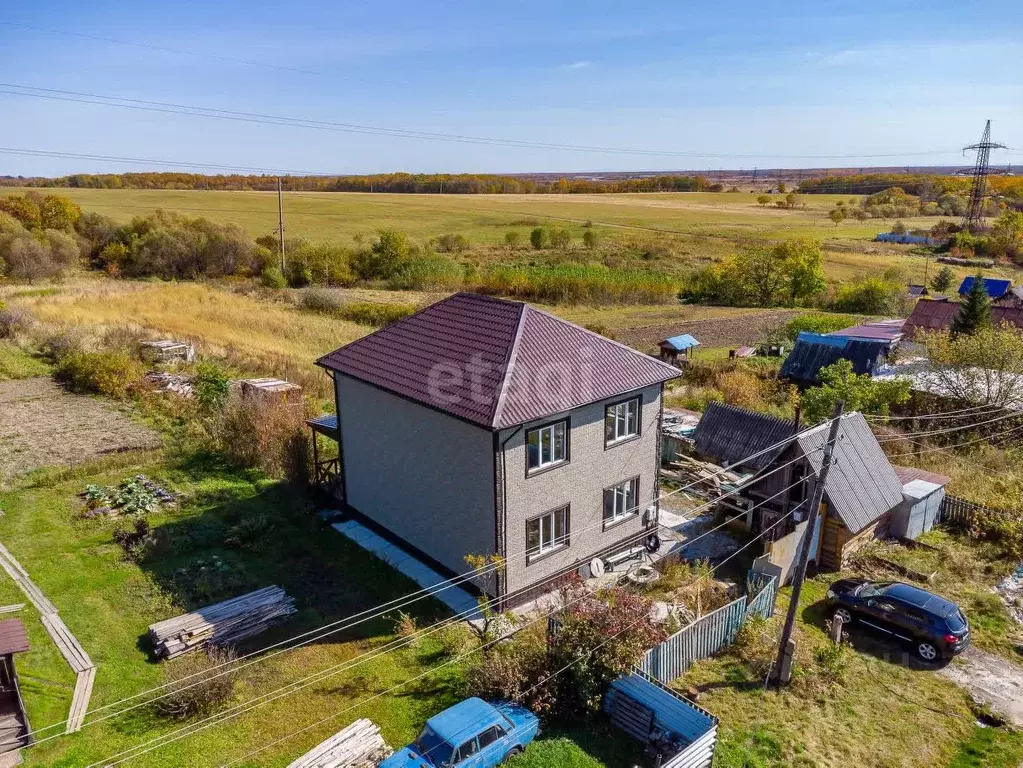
{"left": 286, "top": 719, "right": 392, "bottom": 768}
{"left": 148, "top": 586, "right": 296, "bottom": 660}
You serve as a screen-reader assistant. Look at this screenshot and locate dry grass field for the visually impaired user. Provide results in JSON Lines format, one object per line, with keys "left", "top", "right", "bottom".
{"left": 3, "top": 187, "right": 986, "bottom": 285}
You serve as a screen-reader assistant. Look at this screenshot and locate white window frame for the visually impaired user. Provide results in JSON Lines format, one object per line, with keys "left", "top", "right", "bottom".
{"left": 526, "top": 505, "right": 570, "bottom": 562}
{"left": 526, "top": 419, "right": 568, "bottom": 473}
{"left": 605, "top": 397, "right": 640, "bottom": 446}
{"left": 604, "top": 477, "right": 639, "bottom": 527}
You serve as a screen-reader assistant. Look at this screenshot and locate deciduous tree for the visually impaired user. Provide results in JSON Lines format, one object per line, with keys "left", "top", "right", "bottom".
{"left": 800, "top": 359, "right": 911, "bottom": 424}
{"left": 922, "top": 325, "right": 1023, "bottom": 407}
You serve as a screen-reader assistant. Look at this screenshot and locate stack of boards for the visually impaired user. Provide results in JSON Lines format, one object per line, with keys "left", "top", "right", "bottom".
{"left": 148, "top": 586, "right": 296, "bottom": 660}
{"left": 286, "top": 718, "right": 392, "bottom": 768}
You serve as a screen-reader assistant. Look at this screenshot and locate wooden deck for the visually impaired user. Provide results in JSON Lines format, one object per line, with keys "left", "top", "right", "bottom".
{"left": 0, "top": 542, "right": 95, "bottom": 734}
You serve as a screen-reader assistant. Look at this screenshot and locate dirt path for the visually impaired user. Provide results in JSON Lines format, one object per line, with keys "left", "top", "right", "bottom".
{"left": 939, "top": 647, "right": 1023, "bottom": 727}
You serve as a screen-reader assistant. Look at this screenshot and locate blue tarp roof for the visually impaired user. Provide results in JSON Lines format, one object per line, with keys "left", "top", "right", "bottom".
{"left": 660, "top": 334, "right": 700, "bottom": 351}
{"left": 959, "top": 276, "right": 1011, "bottom": 298}
{"left": 781, "top": 337, "right": 889, "bottom": 384}
{"left": 797, "top": 331, "right": 849, "bottom": 348}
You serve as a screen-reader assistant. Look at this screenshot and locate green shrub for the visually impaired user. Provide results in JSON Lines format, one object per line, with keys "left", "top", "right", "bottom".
{"left": 529, "top": 227, "right": 550, "bottom": 250}
{"left": 476, "top": 264, "right": 677, "bottom": 305}
{"left": 300, "top": 288, "right": 343, "bottom": 314}
{"left": 224, "top": 514, "right": 275, "bottom": 550}
{"left": 782, "top": 312, "right": 861, "bottom": 341}
{"left": 155, "top": 646, "right": 237, "bottom": 719}
{"left": 338, "top": 302, "right": 419, "bottom": 326}
{"left": 260, "top": 266, "right": 287, "bottom": 289}
{"left": 193, "top": 360, "right": 231, "bottom": 411}
{"left": 436, "top": 233, "right": 469, "bottom": 253}
{"left": 830, "top": 279, "right": 903, "bottom": 314}
{"left": 387, "top": 255, "right": 464, "bottom": 290}
{"left": 549, "top": 228, "right": 572, "bottom": 249}
{"left": 55, "top": 350, "right": 145, "bottom": 398}
{"left": 0, "top": 307, "right": 31, "bottom": 339}
{"left": 504, "top": 231, "right": 523, "bottom": 247}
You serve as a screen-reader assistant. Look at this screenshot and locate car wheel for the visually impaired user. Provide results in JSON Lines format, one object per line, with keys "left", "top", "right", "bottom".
{"left": 917, "top": 641, "right": 939, "bottom": 661}
{"left": 503, "top": 746, "right": 523, "bottom": 763}
{"left": 833, "top": 607, "right": 853, "bottom": 625}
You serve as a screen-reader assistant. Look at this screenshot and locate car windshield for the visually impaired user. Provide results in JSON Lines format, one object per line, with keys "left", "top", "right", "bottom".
{"left": 946, "top": 610, "right": 967, "bottom": 632}
{"left": 412, "top": 726, "right": 454, "bottom": 766}
{"left": 858, "top": 582, "right": 890, "bottom": 598}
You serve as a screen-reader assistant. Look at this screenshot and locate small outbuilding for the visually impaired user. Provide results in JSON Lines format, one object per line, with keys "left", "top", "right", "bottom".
{"left": 239, "top": 377, "right": 303, "bottom": 405}
{"left": 890, "top": 466, "right": 950, "bottom": 540}
{"left": 658, "top": 334, "right": 700, "bottom": 366}
{"left": 0, "top": 619, "right": 30, "bottom": 750}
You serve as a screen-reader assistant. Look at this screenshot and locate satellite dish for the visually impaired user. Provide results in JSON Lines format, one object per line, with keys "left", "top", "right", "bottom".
{"left": 589, "top": 558, "right": 606, "bottom": 579}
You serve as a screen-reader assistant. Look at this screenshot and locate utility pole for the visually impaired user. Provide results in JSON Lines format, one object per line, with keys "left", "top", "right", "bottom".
{"left": 773, "top": 400, "right": 844, "bottom": 686}
{"left": 962, "top": 120, "right": 1006, "bottom": 232}
{"left": 276, "top": 177, "right": 286, "bottom": 273}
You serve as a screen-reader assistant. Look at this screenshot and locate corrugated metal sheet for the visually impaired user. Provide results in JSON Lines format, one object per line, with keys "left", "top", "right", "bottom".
{"left": 606, "top": 675, "right": 717, "bottom": 738}
{"left": 830, "top": 319, "right": 905, "bottom": 342}
{"left": 959, "top": 276, "right": 1012, "bottom": 299}
{"left": 692, "top": 402, "right": 795, "bottom": 471}
{"left": 892, "top": 465, "right": 951, "bottom": 487}
{"left": 0, "top": 619, "right": 29, "bottom": 655}
{"left": 317, "top": 293, "right": 679, "bottom": 430}
{"left": 637, "top": 575, "right": 778, "bottom": 684}
{"left": 904, "top": 300, "right": 1023, "bottom": 337}
{"left": 797, "top": 414, "right": 904, "bottom": 534}
{"left": 660, "top": 334, "right": 700, "bottom": 351}
{"left": 780, "top": 338, "right": 888, "bottom": 384}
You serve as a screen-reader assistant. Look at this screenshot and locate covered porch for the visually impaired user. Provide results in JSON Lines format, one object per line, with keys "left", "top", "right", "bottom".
{"left": 306, "top": 414, "right": 343, "bottom": 498}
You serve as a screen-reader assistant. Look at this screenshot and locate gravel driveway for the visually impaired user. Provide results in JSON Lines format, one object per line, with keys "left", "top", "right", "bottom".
{"left": 938, "top": 647, "right": 1023, "bottom": 727}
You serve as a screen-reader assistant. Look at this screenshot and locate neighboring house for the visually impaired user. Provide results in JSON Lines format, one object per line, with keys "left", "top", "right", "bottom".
{"left": 958, "top": 276, "right": 1012, "bottom": 301}
{"left": 779, "top": 332, "right": 890, "bottom": 385}
{"left": 907, "top": 284, "right": 927, "bottom": 297}
{"left": 692, "top": 402, "right": 795, "bottom": 474}
{"left": 314, "top": 293, "right": 680, "bottom": 606}
{"left": 694, "top": 405, "right": 904, "bottom": 570}
{"left": 903, "top": 299, "right": 1023, "bottom": 338}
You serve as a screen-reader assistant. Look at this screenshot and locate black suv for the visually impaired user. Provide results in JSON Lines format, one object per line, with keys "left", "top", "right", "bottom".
{"left": 825, "top": 579, "right": 970, "bottom": 661}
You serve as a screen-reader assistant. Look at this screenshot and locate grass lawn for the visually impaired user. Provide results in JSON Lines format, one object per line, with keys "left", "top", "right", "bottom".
{"left": 0, "top": 341, "right": 50, "bottom": 380}
{"left": 673, "top": 576, "right": 1021, "bottom": 768}
{"left": 511, "top": 721, "right": 648, "bottom": 768}
{"left": 856, "top": 530, "right": 1021, "bottom": 660}
{"left": 0, "top": 449, "right": 474, "bottom": 768}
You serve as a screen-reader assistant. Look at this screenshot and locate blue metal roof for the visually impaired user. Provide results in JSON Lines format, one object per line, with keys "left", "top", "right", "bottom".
{"left": 660, "top": 334, "right": 700, "bottom": 351}
{"left": 959, "top": 276, "right": 1011, "bottom": 298}
{"left": 780, "top": 337, "right": 889, "bottom": 384}
{"left": 427, "top": 699, "right": 503, "bottom": 743}
{"left": 797, "top": 331, "right": 848, "bottom": 348}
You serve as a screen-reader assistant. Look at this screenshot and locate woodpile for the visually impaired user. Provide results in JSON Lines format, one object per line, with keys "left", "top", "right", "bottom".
{"left": 286, "top": 719, "right": 392, "bottom": 768}
{"left": 148, "top": 586, "right": 296, "bottom": 660}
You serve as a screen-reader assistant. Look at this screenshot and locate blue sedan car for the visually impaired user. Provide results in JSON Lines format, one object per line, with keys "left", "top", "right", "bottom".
{"left": 382, "top": 698, "right": 540, "bottom": 767}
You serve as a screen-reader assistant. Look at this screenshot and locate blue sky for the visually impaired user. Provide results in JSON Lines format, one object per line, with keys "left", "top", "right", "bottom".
{"left": 1, "top": 0, "right": 1021, "bottom": 175}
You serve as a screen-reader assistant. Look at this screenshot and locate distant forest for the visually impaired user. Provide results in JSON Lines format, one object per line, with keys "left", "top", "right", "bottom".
{"left": 0, "top": 171, "right": 715, "bottom": 195}
{"left": 798, "top": 173, "right": 1023, "bottom": 200}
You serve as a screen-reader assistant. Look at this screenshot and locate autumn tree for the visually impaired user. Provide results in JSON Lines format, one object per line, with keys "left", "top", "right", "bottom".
{"left": 922, "top": 325, "right": 1023, "bottom": 407}
{"left": 829, "top": 208, "right": 846, "bottom": 225}
{"left": 757, "top": 194, "right": 770, "bottom": 207}
{"left": 731, "top": 246, "right": 788, "bottom": 307}
{"left": 39, "top": 195, "right": 82, "bottom": 231}
{"left": 776, "top": 238, "right": 826, "bottom": 305}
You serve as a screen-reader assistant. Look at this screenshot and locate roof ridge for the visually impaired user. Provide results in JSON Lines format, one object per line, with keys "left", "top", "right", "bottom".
{"left": 524, "top": 303, "right": 681, "bottom": 377}
{"left": 707, "top": 401, "right": 796, "bottom": 430}
{"left": 489, "top": 302, "right": 528, "bottom": 428}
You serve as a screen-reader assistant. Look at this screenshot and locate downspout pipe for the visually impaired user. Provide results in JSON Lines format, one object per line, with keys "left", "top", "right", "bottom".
{"left": 494, "top": 425, "right": 523, "bottom": 610}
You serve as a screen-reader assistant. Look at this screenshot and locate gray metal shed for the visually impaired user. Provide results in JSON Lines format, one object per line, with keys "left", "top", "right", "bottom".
{"left": 890, "top": 467, "right": 951, "bottom": 540}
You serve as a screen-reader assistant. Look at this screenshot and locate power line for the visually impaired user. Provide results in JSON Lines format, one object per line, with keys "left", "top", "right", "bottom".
{"left": 882, "top": 421, "right": 1023, "bottom": 460}
{"left": 222, "top": 507, "right": 798, "bottom": 768}
{"left": 45, "top": 435, "right": 830, "bottom": 763}
{"left": 0, "top": 83, "right": 969, "bottom": 161}
{"left": 875, "top": 407, "right": 1020, "bottom": 442}
{"left": 14, "top": 432, "right": 824, "bottom": 744}
{"left": 0, "top": 147, "right": 330, "bottom": 176}
{"left": 864, "top": 402, "right": 1006, "bottom": 421}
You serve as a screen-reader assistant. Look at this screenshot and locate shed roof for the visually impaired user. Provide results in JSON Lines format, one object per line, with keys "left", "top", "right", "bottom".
{"left": 779, "top": 337, "right": 888, "bottom": 384}
{"left": 830, "top": 319, "right": 905, "bottom": 343}
{"left": 318, "top": 293, "right": 680, "bottom": 429}
{"left": 958, "top": 276, "right": 1012, "bottom": 298}
{"left": 892, "top": 465, "right": 951, "bottom": 488}
{"left": 659, "top": 334, "right": 700, "bottom": 351}
{"left": 796, "top": 414, "right": 904, "bottom": 534}
{"left": 693, "top": 402, "right": 796, "bottom": 471}
{"left": 0, "top": 619, "right": 29, "bottom": 656}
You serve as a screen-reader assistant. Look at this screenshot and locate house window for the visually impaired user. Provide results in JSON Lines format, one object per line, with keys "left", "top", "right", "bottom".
{"left": 604, "top": 477, "right": 640, "bottom": 526}
{"left": 526, "top": 420, "right": 568, "bottom": 472}
{"left": 526, "top": 505, "right": 570, "bottom": 561}
{"left": 605, "top": 398, "right": 640, "bottom": 445}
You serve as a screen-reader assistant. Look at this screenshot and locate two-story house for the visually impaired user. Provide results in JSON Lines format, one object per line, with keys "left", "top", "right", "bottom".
{"left": 315, "top": 293, "right": 681, "bottom": 607}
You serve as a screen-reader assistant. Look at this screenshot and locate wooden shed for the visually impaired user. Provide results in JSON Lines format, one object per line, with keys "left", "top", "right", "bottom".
{"left": 0, "top": 619, "right": 30, "bottom": 753}
{"left": 658, "top": 334, "right": 700, "bottom": 366}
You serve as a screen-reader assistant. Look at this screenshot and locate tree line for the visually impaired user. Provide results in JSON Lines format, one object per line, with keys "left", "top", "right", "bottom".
{"left": 0, "top": 171, "right": 716, "bottom": 195}
{"left": 799, "top": 173, "right": 1023, "bottom": 201}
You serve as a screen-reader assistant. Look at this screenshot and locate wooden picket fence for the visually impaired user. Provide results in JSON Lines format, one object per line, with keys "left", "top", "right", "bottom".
{"left": 637, "top": 571, "right": 777, "bottom": 684}
{"left": 940, "top": 494, "right": 1022, "bottom": 529}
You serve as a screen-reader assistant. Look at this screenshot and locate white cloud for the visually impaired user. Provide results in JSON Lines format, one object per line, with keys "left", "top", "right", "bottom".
{"left": 561, "top": 61, "right": 591, "bottom": 70}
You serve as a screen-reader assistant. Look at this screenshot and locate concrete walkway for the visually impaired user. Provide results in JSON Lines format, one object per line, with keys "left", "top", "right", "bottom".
{"left": 331, "top": 520, "right": 480, "bottom": 619}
